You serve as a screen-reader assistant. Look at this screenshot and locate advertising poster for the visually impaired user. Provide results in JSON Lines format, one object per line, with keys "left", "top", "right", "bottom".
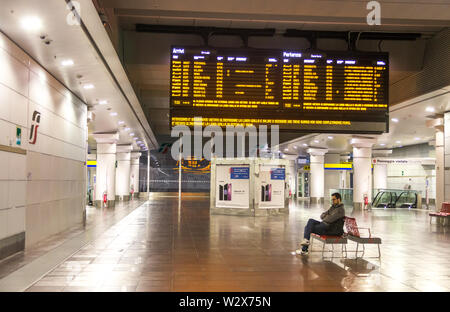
{"left": 215, "top": 165, "right": 250, "bottom": 208}
{"left": 258, "top": 165, "right": 285, "bottom": 209}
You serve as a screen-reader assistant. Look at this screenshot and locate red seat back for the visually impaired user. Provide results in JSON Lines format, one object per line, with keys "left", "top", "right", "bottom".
{"left": 344, "top": 217, "right": 360, "bottom": 238}
{"left": 441, "top": 202, "right": 450, "bottom": 213}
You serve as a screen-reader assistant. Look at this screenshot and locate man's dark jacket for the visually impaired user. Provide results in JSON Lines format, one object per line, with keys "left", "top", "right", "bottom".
{"left": 320, "top": 203, "right": 345, "bottom": 235}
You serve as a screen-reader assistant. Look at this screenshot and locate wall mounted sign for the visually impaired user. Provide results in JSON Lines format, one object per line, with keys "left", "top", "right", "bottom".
{"left": 29, "top": 111, "right": 41, "bottom": 144}
{"left": 230, "top": 167, "right": 250, "bottom": 179}
{"left": 16, "top": 127, "right": 21, "bottom": 146}
{"left": 270, "top": 168, "right": 286, "bottom": 180}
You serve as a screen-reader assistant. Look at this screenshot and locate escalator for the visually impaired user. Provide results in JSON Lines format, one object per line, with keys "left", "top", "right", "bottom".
{"left": 372, "top": 190, "right": 396, "bottom": 208}
{"left": 372, "top": 190, "right": 419, "bottom": 208}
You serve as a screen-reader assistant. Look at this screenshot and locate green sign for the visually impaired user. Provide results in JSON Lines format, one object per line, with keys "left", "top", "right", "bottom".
{"left": 16, "top": 127, "right": 21, "bottom": 146}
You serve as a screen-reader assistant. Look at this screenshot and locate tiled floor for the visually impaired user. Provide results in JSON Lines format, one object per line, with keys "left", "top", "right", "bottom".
{"left": 0, "top": 198, "right": 147, "bottom": 291}
{"left": 3, "top": 193, "right": 450, "bottom": 292}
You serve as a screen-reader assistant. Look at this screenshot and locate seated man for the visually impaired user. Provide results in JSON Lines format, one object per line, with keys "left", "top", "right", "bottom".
{"left": 296, "top": 192, "right": 345, "bottom": 255}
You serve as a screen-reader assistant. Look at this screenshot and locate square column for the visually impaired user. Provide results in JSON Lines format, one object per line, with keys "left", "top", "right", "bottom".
{"left": 324, "top": 153, "right": 341, "bottom": 199}
{"left": 351, "top": 138, "right": 376, "bottom": 209}
{"left": 428, "top": 117, "right": 444, "bottom": 211}
{"left": 130, "top": 152, "right": 142, "bottom": 199}
{"left": 340, "top": 154, "right": 351, "bottom": 189}
{"left": 116, "top": 145, "right": 132, "bottom": 201}
{"left": 93, "top": 133, "right": 119, "bottom": 208}
{"left": 372, "top": 149, "right": 392, "bottom": 191}
{"left": 307, "top": 148, "right": 328, "bottom": 204}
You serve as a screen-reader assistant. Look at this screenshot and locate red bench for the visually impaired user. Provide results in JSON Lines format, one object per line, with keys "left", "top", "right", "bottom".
{"left": 429, "top": 202, "right": 450, "bottom": 225}
{"left": 344, "top": 217, "right": 382, "bottom": 258}
{"left": 310, "top": 233, "right": 347, "bottom": 258}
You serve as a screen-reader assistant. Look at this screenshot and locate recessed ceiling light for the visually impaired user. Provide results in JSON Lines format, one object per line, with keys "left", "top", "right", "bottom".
{"left": 137, "top": 141, "right": 142, "bottom": 144}
{"left": 61, "top": 59, "right": 74, "bottom": 66}
{"left": 83, "top": 84, "right": 94, "bottom": 89}
{"left": 124, "top": 128, "right": 130, "bottom": 132}
{"left": 38, "top": 72, "right": 46, "bottom": 81}
{"left": 293, "top": 146, "right": 297, "bottom": 149}
{"left": 396, "top": 141, "right": 401, "bottom": 144}
{"left": 21, "top": 16, "right": 42, "bottom": 31}
{"left": 284, "top": 148, "right": 289, "bottom": 152}
{"left": 130, "top": 133, "right": 135, "bottom": 136}
{"left": 110, "top": 112, "right": 117, "bottom": 116}
{"left": 314, "top": 140, "right": 319, "bottom": 143}
{"left": 426, "top": 107, "right": 435, "bottom": 112}
{"left": 134, "top": 137, "right": 138, "bottom": 141}
{"left": 99, "top": 100, "right": 108, "bottom": 105}
{"left": 380, "top": 143, "right": 386, "bottom": 146}
{"left": 302, "top": 143, "right": 308, "bottom": 147}
{"left": 118, "top": 121, "right": 124, "bottom": 125}
{"left": 328, "top": 136, "right": 334, "bottom": 139}
{"left": 391, "top": 118, "right": 399, "bottom": 123}
{"left": 414, "top": 137, "right": 420, "bottom": 140}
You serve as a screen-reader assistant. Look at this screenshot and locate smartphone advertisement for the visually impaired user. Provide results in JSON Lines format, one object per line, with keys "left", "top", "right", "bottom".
{"left": 258, "top": 165, "right": 285, "bottom": 209}
{"left": 216, "top": 165, "right": 250, "bottom": 208}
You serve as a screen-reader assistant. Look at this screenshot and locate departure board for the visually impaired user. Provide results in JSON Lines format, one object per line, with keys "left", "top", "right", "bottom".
{"left": 170, "top": 46, "right": 389, "bottom": 133}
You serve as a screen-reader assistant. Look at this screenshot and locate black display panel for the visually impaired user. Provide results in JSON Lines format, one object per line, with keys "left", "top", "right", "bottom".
{"left": 170, "top": 46, "right": 389, "bottom": 133}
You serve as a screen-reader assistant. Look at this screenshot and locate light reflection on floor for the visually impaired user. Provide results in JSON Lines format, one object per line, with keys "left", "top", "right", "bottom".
{"left": 5, "top": 194, "right": 449, "bottom": 292}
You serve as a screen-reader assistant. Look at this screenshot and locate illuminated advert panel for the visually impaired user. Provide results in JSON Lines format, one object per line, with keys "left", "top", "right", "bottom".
{"left": 170, "top": 46, "right": 389, "bottom": 133}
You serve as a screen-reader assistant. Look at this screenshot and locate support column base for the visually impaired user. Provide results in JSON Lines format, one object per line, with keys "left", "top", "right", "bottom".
{"left": 353, "top": 202, "right": 363, "bottom": 210}
{"left": 94, "top": 200, "right": 116, "bottom": 208}
{"left": 115, "top": 195, "right": 130, "bottom": 201}
{"left": 310, "top": 197, "right": 324, "bottom": 204}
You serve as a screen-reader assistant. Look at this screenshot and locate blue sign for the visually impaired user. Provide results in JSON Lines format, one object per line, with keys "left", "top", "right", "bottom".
{"left": 271, "top": 168, "right": 285, "bottom": 180}
{"left": 230, "top": 167, "right": 249, "bottom": 179}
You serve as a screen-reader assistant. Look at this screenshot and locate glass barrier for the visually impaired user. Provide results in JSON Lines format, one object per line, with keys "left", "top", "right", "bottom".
{"left": 329, "top": 188, "right": 422, "bottom": 209}
{"left": 329, "top": 188, "right": 353, "bottom": 206}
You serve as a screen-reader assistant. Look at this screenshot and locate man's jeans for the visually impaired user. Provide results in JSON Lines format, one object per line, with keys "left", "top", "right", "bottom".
{"left": 303, "top": 218, "right": 330, "bottom": 240}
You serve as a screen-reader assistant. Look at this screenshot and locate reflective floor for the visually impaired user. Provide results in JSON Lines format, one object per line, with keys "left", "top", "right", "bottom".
{"left": 1, "top": 193, "right": 449, "bottom": 292}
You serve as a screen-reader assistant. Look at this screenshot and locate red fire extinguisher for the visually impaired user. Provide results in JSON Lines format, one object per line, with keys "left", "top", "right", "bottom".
{"left": 363, "top": 194, "right": 369, "bottom": 210}
{"left": 103, "top": 191, "right": 108, "bottom": 207}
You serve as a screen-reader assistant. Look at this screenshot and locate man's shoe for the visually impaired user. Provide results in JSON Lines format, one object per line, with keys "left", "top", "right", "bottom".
{"left": 300, "top": 239, "right": 310, "bottom": 246}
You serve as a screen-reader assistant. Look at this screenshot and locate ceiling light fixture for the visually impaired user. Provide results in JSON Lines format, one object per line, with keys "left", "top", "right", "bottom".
{"left": 99, "top": 100, "right": 108, "bottom": 105}
{"left": 302, "top": 144, "right": 308, "bottom": 147}
{"left": 130, "top": 133, "right": 135, "bottom": 136}
{"left": 396, "top": 141, "right": 401, "bottom": 144}
{"left": 83, "top": 84, "right": 94, "bottom": 89}
{"left": 414, "top": 137, "right": 420, "bottom": 140}
{"left": 391, "top": 118, "right": 399, "bottom": 123}
{"left": 110, "top": 112, "right": 117, "bottom": 116}
{"left": 380, "top": 143, "right": 386, "bottom": 146}
{"left": 328, "top": 136, "right": 334, "bottom": 139}
{"left": 61, "top": 59, "right": 74, "bottom": 66}
{"left": 20, "top": 16, "right": 43, "bottom": 31}
{"left": 426, "top": 107, "right": 435, "bottom": 112}
{"left": 124, "top": 128, "right": 130, "bottom": 132}
{"left": 118, "top": 121, "right": 124, "bottom": 125}
{"left": 314, "top": 140, "right": 319, "bottom": 143}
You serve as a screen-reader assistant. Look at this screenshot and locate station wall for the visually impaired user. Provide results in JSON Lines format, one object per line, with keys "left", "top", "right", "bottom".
{"left": 0, "top": 31, "right": 87, "bottom": 259}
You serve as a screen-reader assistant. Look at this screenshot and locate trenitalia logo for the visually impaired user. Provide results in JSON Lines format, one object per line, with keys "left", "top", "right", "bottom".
{"left": 29, "top": 110, "right": 41, "bottom": 144}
